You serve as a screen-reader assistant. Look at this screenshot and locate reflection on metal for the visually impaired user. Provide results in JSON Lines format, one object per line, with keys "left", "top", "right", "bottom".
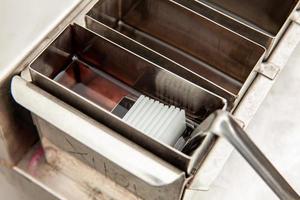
{"left": 188, "top": 22, "right": 300, "bottom": 190}
{"left": 1, "top": 0, "right": 300, "bottom": 199}
{"left": 86, "top": 0, "right": 265, "bottom": 100}
{"left": 11, "top": 76, "right": 186, "bottom": 200}
{"left": 195, "top": 0, "right": 300, "bottom": 56}
{"left": 84, "top": 17, "right": 236, "bottom": 105}
{"left": 256, "top": 63, "right": 280, "bottom": 80}
{"left": 194, "top": 110, "right": 300, "bottom": 200}
{"left": 293, "top": 11, "right": 300, "bottom": 24}
{"left": 29, "top": 24, "right": 225, "bottom": 122}
{"left": 28, "top": 24, "right": 227, "bottom": 174}
{"left": 14, "top": 142, "right": 140, "bottom": 200}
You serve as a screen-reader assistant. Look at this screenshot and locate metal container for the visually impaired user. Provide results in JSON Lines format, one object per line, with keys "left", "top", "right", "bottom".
{"left": 194, "top": 0, "right": 300, "bottom": 56}
{"left": 12, "top": 76, "right": 186, "bottom": 200}
{"left": 86, "top": 0, "right": 265, "bottom": 104}
{"left": 4, "top": 0, "right": 300, "bottom": 200}
{"left": 29, "top": 23, "right": 226, "bottom": 175}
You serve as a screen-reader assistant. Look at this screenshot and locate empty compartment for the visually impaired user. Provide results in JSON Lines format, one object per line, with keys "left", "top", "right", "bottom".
{"left": 194, "top": 0, "right": 300, "bottom": 55}
{"left": 86, "top": 0, "right": 265, "bottom": 99}
{"left": 29, "top": 24, "right": 226, "bottom": 172}
{"left": 198, "top": 0, "right": 299, "bottom": 35}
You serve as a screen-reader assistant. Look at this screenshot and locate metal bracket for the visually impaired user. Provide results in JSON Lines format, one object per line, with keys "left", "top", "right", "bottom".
{"left": 232, "top": 117, "right": 245, "bottom": 129}
{"left": 20, "top": 67, "right": 32, "bottom": 82}
{"left": 292, "top": 10, "right": 300, "bottom": 25}
{"left": 256, "top": 62, "right": 280, "bottom": 80}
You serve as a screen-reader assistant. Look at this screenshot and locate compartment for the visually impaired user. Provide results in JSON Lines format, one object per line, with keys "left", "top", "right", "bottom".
{"left": 192, "top": 0, "right": 300, "bottom": 56}
{"left": 11, "top": 76, "right": 186, "bottom": 200}
{"left": 29, "top": 24, "right": 225, "bottom": 172}
{"left": 198, "top": 0, "right": 299, "bottom": 37}
{"left": 86, "top": 0, "right": 265, "bottom": 99}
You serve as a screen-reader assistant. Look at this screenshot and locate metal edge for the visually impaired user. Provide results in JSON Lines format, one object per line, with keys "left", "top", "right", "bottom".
{"left": 28, "top": 22, "right": 229, "bottom": 174}
{"left": 86, "top": 0, "right": 266, "bottom": 105}
{"left": 84, "top": 15, "right": 236, "bottom": 104}
{"left": 185, "top": 20, "right": 300, "bottom": 193}
{"left": 11, "top": 76, "right": 187, "bottom": 192}
{"left": 14, "top": 142, "right": 139, "bottom": 200}
{"left": 0, "top": 0, "right": 96, "bottom": 167}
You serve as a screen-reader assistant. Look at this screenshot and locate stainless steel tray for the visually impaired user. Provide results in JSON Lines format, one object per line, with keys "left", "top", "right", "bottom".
{"left": 4, "top": 0, "right": 300, "bottom": 200}
{"left": 86, "top": 0, "right": 265, "bottom": 104}
{"left": 194, "top": 0, "right": 300, "bottom": 56}
{"left": 29, "top": 23, "right": 226, "bottom": 174}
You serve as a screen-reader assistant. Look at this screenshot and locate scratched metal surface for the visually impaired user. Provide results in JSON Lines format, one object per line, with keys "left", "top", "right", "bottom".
{"left": 4, "top": 44, "right": 300, "bottom": 200}
{"left": 0, "top": 0, "right": 80, "bottom": 199}
{"left": 1, "top": 0, "right": 300, "bottom": 199}
{"left": 186, "top": 43, "right": 300, "bottom": 200}
{"left": 0, "top": 0, "right": 81, "bottom": 86}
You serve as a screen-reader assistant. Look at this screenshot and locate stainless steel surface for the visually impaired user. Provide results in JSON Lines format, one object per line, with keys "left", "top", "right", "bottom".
{"left": 6, "top": 40, "right": 300, "bottom": 200}
{"left": 1, "top": 0, "right": 300, "bottom": 199}
{"left": 199, "top": 0, "right": 298, "bottom": 34}
{"left": 194, "top": 0, "right": 300, "bottom": 56}
{"left": 0, "top": 0, "right": 82, "bottom": 88}
{"left": 186, "top": 42, "right": 300, "bottom": 200}
{"left": 84, "top": 18, "right": 236, "bottom": 104}
{"left": 29, "top": 24, "right": 225, "bottom": 122}
{"left": 14, "top": 142, "right": 141, "bottom": 200}
{"left": 86, "top": 0, "right": 265, "bottom": 102}
{"left": 0, "top": 0, "right": 98, "bottom": 199}
{"left": 200, "top": 110, "right": 300, "bottom": 200}
{"left": 187, "top": 20, "right": 300, "bottom": 192}
{"left": 0, "top": 166, "right": 58, "bottom": 200}
{"left": 28, "top": 23, "right": 226, "bottom": 174}
{"left": 11, "top": 76, "right": 186, "bottom": 200}
{"left": 0, "top": 0, "right": 84, "bottom": 166}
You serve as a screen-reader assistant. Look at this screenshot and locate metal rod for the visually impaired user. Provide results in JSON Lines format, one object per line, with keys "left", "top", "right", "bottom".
{"left": 205, "top": 110, "right": 300, "bottom": 200}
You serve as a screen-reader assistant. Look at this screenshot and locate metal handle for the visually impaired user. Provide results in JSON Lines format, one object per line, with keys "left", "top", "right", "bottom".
{"left": 203, "top": 110, "right": 300, "bottom": 200}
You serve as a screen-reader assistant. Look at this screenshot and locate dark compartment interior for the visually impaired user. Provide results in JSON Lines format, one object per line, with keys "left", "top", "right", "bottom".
{"left": 86, "top": 0, "right": 265, "bottom": 97}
